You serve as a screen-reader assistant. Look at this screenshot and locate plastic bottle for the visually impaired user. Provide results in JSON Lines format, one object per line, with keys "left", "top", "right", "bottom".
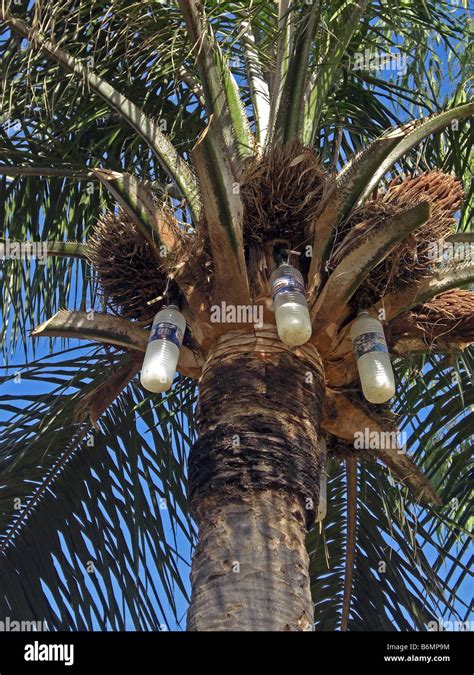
{"left": 140, "top": 305, "right": 186, "bottom": 393}
{"left": 270, "top": 263, "right": 312, "bottom": 347}
{"left": 350, "top": 311, "right": 395, "bottom": 404}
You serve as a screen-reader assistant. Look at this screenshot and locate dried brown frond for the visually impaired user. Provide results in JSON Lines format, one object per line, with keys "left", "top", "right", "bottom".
{"left": 329, "top": 171, "right": 464, "bottom": 307}
{"left": 326, "top": 436, "right": 373, "bottom": 461}
{"left": 325, "top": 389, "right": 398, "bottom": 460}
{"left": 394, "top": 289, "right": 474, "bottom": 345}
{"left": 240, "top": 141, "right": 326, "bottom": 245}
{"left": 329, "top": 201, "right": 398, "bottom": 269}
{"left": 349, "top": 389, "right": 398, "bottom": 430}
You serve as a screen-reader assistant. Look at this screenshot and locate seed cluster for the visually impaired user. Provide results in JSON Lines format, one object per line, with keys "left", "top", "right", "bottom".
{"left": 330, "top": 171, "right": 464, "bottom": 306}
{"left": 240, "top": 141, "right": 326, "bottom": 245}
{"left": 402, "top": 289, "right": 474, "bottom": 346}
{"left": 87, "top": 212, "right": 170, "bottom": 323}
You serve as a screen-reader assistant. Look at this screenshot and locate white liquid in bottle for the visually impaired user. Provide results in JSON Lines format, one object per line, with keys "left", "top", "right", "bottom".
{"left": 140, "top": 305, "right": 186, "bottom": 393}
{"left": 270, "top": 263, "right": 312, "bottom": 347}
{"left": 350, "top": 311, "right": 395, "bottom": 404}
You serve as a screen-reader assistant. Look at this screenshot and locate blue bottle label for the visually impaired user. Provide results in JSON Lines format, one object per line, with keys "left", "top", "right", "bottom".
{"left": 272, "top": 275, "right": 306, "bottom": 301}
{"left": 353, "top": 331, "right": 388, "bottom": 360}
{"left": 149, "top": 322, "right": 184, "bottom": 349}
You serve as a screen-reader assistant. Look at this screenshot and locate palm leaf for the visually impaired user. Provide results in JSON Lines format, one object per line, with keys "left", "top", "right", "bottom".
{"left": 310, "top": 349, "right": 473, "bottom": 630}
{"left": 0, "top": 346, "right": 197, "bottom": 629}
{"left": 0, "top": 10, "right": 201, "bottom": 220}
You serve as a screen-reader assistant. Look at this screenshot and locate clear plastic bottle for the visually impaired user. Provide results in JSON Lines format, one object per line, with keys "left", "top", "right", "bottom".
{"left": 140, "top": 305, "right": 186, "bottom": 393}
{"left": 350, "top": 311, "right": 395, "bottom": 404}
{"left": 270, "top": 263, "right": 312, "bottom": 347}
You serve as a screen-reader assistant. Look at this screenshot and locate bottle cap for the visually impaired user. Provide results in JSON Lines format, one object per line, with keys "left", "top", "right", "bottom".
{"left": 166, "top": 304, "right": 179, "bottom": 311}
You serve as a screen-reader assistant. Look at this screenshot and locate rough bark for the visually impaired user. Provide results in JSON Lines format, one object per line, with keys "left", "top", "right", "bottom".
{"left": 187, "top": 491, "right": 314, "bottom": 631}
{"left": 187, "top": 327, "right": 325, "bottom": 631}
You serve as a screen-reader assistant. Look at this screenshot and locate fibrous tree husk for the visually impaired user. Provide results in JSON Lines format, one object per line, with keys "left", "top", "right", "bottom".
{"left": 87, "top": 212, "right": 170, "bottom": 323}
{"left": 87, "top": 210, "right": 211, "bottom": 325}
{"left": 390, "top": 289, "right": 474, "bottom": 347}
{"left": 329, "top": 171, "right": 464, "bottom": 307}
{"left": 348, "top": 390, "right": 398, "bottom": 430}
{"left": 240, "top": 140, "right": 326, "bottom": 245}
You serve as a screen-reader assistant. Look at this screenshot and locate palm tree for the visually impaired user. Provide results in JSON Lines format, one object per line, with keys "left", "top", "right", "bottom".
{"left": 0, "top": 0, "right": 472, "bottom": 631}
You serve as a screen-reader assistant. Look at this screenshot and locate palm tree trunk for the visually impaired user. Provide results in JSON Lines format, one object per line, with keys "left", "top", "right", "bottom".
{"left": 187, "top": 328, "right": 325, "bottom": 631}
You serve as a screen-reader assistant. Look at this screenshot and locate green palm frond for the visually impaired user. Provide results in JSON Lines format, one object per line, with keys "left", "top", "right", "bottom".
{"left": 303, "top": 0, "right": 369, "bottom": 146}
{"left": 0, "top": 175, "right": 107, "bottom": 359}
{"left": 0, "top": 347, "right": 197, "bottom": 629}
{"left": 309, "top": 348, "right": 473, "bottom": 630}
{"left": 0, "top": 10, "right": 201, "bottom": 219}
